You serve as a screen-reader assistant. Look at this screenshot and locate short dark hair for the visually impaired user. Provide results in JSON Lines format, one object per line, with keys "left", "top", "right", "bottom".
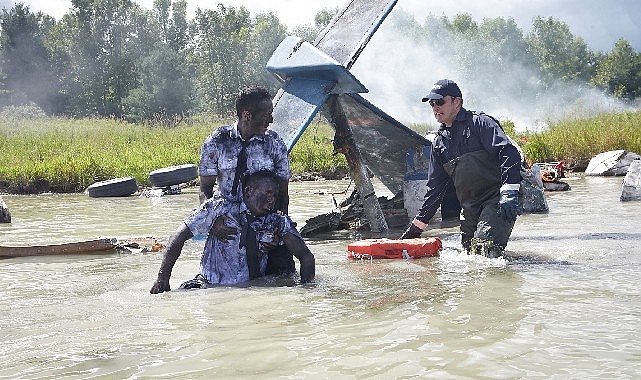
{"left": 244, "top": 170, "right": 280, "bottom": 193}
{"left": 236, "top": 86, "right": 272, "bottom": 118}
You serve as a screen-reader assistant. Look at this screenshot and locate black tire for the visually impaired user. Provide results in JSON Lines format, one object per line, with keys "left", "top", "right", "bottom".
{"left": 87, "top": 177, "right": 138, "bottom": 198}
{"left": 149, "top": 164, "right": 198, "bottom": 187}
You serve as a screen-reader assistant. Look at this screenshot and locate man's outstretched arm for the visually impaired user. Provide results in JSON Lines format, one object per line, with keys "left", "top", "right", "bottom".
{"left": 150, "top": 224, "right": 194, "bottom": 294}
{"left": 282, "top": 233, "right": 315, "bottom": 284}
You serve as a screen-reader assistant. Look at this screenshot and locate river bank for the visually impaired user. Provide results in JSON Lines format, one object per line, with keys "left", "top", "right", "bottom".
{"left": 0, "top": 118, "right": 348, "bottom": 195}
{"left": 1, "top": 110, "right": 640, "bottom": 195}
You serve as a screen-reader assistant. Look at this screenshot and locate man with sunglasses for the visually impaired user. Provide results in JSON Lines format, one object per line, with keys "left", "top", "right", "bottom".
{"left": 400, "top": 79, "right": 523, "bottom": 258}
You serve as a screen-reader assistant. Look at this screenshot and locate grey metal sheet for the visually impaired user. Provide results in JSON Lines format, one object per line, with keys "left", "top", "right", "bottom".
{"left": 267, "top": 36, "right": 367, "bottom": 94}
{"left": 272, "top": 78, "right": 334, "bottom": 151}
{"left": 334, "top": 93, "right": 429, "bottom": 194}
{"left": 314, "top": 0, "right": 398, "bottom": 69}
{"left": 269, "top": 0, "right": 399, "bottom": 152}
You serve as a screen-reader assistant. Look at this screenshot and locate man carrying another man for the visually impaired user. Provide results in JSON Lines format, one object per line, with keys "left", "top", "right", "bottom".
{"left": 198, "top": 85, "right": 294, "bottom": 274}
{"left": 198, "top": 85, "right": 290, "bottom": 209}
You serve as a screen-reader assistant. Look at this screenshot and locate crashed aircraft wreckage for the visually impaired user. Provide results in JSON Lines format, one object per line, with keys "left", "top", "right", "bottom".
{"left": 267, "top": 0, "right": 546, "bottom": 235}
{"left": 268, "top": 0, "right": 433, "bottom": 234}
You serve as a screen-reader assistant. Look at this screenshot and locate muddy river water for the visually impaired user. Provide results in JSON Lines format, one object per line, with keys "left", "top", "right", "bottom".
{"left": 1, "top": 176, "right": 640, "bottom": 379}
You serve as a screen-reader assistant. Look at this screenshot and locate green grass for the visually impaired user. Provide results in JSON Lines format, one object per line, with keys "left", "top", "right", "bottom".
{"left": 0, "top": 117, "right": 211, "bottom": 193}
{"left": 0, "top": 116, "right": 348, "bottom": 193}
{"left": 1, "top": 110, "right": 640, "bottom": 193}
{"left": 515, "top": 110, "right": 641, "bottom": 166}
{"left": 289, "top": 121, "right": 348, "bottom": 179}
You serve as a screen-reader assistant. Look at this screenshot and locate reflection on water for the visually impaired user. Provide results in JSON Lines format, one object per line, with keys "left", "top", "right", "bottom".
{"left": 1, "top": 176, "right": 641, "bottom": 379}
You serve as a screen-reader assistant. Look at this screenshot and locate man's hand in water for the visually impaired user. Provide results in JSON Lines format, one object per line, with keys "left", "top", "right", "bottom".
{"left": 150, "top": 273, "right": 170, "bottom": 294}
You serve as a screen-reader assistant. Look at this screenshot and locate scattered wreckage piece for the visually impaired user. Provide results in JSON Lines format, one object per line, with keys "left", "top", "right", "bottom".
{"left": 533, "top": 162, "right": 571, "bottom": 192}
{"left": 0, "top": 196, "right": 10, "bottom": 223}
{"left": 621, "top": 159, "right": 641, "bottom": 201}
{"left": 149, "top": 164, "right": 198, "bottom": 188}
{"left": 300, "top": 190, "right": 407, "bottom": 237}
{"left": 139, "top": 185, "right": 182, "bottom": 198}
{"left": 542, "top": 181, "right": 571, "bottom": 192}
{"left": 268, "top": 0, "right": 400, "bottom": 234}
{"left": 324, "top": 95, "right": 389, "bottom": 232}
{"left": 87, "top": 177, "right": 138, "bottom": 198}
{"left": 585, "top": 150, "right": 641, "bottom": 176}
{"left": 0, "top": 236, "right": 163, "bottom": 259}
{"left": 0, "top": 238, "right": 117, "bottom": 258}
{"left": 140, "top": 164, "right": 199, "bottom": 197}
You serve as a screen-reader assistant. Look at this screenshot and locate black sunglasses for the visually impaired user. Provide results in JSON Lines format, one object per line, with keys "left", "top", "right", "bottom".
{"left": 428, "top": 98, "right": 446, "bottom": 107}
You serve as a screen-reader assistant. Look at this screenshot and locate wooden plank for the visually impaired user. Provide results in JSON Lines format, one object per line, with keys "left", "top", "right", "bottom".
{"left": 0, "top": 238, "right": 117, "bottom": 258}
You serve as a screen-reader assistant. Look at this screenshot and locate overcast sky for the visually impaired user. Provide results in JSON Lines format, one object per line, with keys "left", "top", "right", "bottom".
{"left": 2, "top": 0, "right": 640, "bottom": 52}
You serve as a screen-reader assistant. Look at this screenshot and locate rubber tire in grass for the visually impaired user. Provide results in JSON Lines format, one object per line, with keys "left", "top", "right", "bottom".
{"left": 149, "top": 164, "right": 198, "bottom": 187}
{"left": 87, "top": 177, "right": 138, "bottom": 198}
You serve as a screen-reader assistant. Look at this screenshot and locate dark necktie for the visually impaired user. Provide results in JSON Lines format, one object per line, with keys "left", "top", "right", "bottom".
{"left": 231, "top": 139, "right": 250, "bottom": 196}
{"left": 240, "top": 212, "right": 261, "bottom": 280}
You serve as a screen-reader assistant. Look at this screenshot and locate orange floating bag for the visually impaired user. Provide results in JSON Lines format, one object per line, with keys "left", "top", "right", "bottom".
{"left": 347, "top": 237, "right": 442, "bottom": 259}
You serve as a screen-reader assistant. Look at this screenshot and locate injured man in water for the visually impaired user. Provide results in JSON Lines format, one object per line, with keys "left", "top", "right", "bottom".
{"left": 150, "top": 170, "right": 315, "bottom": 293}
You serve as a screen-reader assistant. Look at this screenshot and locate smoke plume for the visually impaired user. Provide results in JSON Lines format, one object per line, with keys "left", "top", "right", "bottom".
{"left": 351, "top": 8, "right": 633, "bottom": 132}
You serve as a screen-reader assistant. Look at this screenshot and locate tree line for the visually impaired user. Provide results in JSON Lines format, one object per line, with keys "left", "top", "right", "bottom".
{"left": 397, "top": 12, "right": 641, "bottom": 101}
{"left": 1, "top": 0, "right": 639, "bottom": 125}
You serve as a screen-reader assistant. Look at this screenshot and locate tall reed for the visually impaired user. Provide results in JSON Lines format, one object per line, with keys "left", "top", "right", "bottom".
{"left": 0, "top": 117, "right": 210, "bottom": 192}
{"left": 0, "top": 117, "right": 348, "bottom": 193}
{"left": 519, "top": 110, "right": 641, "bottom": 165}
{"left": 2, "top": 110, "right": 640, "bottom": 193}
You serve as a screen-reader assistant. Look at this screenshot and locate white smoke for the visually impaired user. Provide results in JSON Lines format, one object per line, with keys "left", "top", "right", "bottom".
{"left": 351, "top": 8, "right": 633, "bottom": 132}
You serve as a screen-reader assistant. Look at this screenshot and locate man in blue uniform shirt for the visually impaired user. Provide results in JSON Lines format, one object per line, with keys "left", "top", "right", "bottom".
{"left": 198, "top": 86, "right": 291, "bottom": 210}
{"left": 198, "top": 86, "right": 294, "bottom": 275}
{"left": 401, "top": 79, "right": 522, "bottom": 258}
{"left": 150, "top": 170, "right": 315, "bottom": 293}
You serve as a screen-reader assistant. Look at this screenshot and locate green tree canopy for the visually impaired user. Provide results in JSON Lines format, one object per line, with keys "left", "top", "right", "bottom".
{"left": 527, "top": 16, "right": 596, "bottom": 84}
{"left": 123, "top": 0, "right": 193, "bottom": 124}
{"left": 0, "top": 3, "right": 639, "bottom": 121}
{"left": 593, "top": 38, "right": 641, "bottom": 99}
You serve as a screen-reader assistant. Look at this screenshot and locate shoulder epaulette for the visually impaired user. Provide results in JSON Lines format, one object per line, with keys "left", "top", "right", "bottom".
{"left": 211, "top": 125, "right": 233, "bottom": 141}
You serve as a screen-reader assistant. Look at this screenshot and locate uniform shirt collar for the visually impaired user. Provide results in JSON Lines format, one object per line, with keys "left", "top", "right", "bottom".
{"left": 239, "top": 200, "right": 248, "bottom": 214}
{"left": 455, "top": 107, "right": 468, "bottom": 122}
{"left": 240, "top": 202, "right": 275, "bottom": 223}
{"left": 240, "top": 202, "right": 261, "bottom": 221}
{"left": 438, "top": 107, "right": 468, "bottom": 131}
{"left": 231, "top": 121, "right": 265, "bottom": 142}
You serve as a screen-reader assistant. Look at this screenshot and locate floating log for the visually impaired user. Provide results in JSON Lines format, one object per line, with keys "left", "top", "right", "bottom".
{"left": 0, "top": 238, "right": 117, "bottom": 258}
{"left": 0, "top": 237, "right": 163, "bottom": 259}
